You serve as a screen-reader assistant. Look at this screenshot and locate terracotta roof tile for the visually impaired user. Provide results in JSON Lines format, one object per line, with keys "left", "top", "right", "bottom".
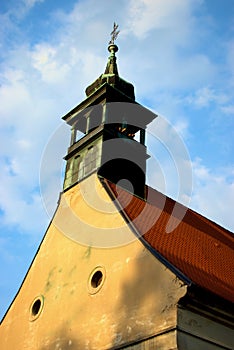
{"left": 105, "top": 180, "right": 234, "bottom": 303}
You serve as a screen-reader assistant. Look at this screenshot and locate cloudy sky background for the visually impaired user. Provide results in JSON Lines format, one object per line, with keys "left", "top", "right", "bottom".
{"left": 0, "top": 0, "right": 233, "bottom": 319}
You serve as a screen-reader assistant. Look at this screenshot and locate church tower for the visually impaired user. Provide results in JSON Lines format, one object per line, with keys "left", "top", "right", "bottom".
{"left": 62, "top": 39, "right": 155, "bottom": 198}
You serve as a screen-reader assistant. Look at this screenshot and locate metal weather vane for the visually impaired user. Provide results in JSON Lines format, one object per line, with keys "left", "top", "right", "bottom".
{"left": 109, "top": 22, "right": 120, "bottom": 45}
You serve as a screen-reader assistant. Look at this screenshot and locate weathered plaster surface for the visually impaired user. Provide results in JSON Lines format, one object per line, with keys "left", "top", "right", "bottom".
{"left": 0, "top": 175, "right": 186, "bottom": 349}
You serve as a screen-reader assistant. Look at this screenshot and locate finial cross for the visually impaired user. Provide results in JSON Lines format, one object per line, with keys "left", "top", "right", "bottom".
{"left": 109, "top": 22, "right": 120, "bottom": 45}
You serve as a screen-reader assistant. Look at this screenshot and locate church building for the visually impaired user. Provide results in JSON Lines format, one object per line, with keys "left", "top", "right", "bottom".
{"left": 0, "top": 28, "right": 233, "bottom": 349}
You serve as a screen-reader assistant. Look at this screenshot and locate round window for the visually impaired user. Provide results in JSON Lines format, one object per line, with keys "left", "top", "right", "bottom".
{"left": 88, "top": 267, "right": 106, "bottom": 294}
{"left": 29, "top": 295, "right": 44, "bottom": 321}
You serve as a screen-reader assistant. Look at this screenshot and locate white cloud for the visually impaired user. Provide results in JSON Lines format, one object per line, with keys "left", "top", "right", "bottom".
{"left": 221, "top": 104, "right": 234, "bottom": 115}
{"left": 191, "top": 159, "right": 234, "bottom": 231}
{"left": 147, "top": 115, "right": 192, "bottom": 206}
{"left": 0, "top": 0, "right": 45, "bottom": 25}
{"left": 0, "top": 155, "right": 47, "bottom": 236}
{"left": 31, "top": 44, "right": 71, "bottom": 84}
{"left": 185, "top": 86, "right": 229, "bottom": 108}
{"left": 23, "top": 0, "right": 44, "bottom": 9}
{"left": 173, "top": 119, "right": 189, "bottom": 139}
{"left": 126, "top": 0, "right": 193, "bottom": 39}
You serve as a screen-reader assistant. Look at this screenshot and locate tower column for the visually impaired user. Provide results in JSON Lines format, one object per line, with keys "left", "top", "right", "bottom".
{"left": 70, "top": 126, "right": 77, "bottom": 145}
{"left": 140, "top": 129, "right": 145, "bottom": 145}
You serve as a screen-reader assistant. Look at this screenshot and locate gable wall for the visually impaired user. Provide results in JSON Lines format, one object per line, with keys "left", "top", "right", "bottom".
{"left": 0, "top": 175, "right": 187, "bottom": 349}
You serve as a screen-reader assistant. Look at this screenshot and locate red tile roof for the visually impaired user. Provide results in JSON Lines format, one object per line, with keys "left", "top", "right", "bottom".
{"left": 105, "top": 180, "right": 234, "bottom": 303}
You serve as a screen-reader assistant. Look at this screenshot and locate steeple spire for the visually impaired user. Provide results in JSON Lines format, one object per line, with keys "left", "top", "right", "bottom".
{"left": 104, "top": 44, "right": 119, "bottom": 75}
{"left": 104, "top": 22, "right": 120, "bottom": 75}
{"left": 85, "top": 23, "right": 135, "bottom": 100}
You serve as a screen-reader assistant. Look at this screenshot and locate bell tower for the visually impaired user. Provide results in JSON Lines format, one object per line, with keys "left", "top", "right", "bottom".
{"left": 63, "top": 29, "right": 156, "bottom": 198}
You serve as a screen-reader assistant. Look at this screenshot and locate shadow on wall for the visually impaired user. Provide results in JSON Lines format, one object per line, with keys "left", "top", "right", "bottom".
{"left": 40, "top": 248, "right": 185, "bottom": 349}
{"left": 110, "top": 247, "right": 185, "bottom": 349}
{"left": 40, "top": 324, "right": 83, "bottom": 350}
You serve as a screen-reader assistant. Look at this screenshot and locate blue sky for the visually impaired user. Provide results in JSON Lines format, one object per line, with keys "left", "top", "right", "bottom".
{"left": 0, "top": 0, "right": 233, "bottom": 319}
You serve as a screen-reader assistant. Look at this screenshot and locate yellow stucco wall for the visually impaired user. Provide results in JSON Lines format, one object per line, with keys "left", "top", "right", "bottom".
{"left": 0, "top": 174, "right": 187, "bottom": 349}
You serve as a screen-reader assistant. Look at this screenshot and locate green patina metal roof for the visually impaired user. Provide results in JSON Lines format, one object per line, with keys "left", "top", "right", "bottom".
{"left": 85, "top": 44, "right": 135, "bottom": 101}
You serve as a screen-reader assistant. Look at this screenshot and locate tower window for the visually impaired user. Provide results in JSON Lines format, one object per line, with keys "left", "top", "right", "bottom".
{"left": 72, "top": 155, "right": 82, "bottom": 183}
{"left": 84, "top": 144, "right": 100, "bottom": 176}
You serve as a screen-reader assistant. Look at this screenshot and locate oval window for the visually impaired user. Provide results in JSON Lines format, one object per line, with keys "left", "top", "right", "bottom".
{"left": 88, "top": 267, "right": 106, "bottom": 294}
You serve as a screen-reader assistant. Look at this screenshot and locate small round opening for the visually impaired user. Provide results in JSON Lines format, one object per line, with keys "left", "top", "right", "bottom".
{"left": 29, "top": 295, "right": 44, "bottom": 321}
{"left": 91, "top": 270, "right": 103, "bottom": 288}
{"left": 88, "top": 267, "right": 106, "bottom": 294}
{"left": 32, "top": 299, "right": 41, "bottom": 316}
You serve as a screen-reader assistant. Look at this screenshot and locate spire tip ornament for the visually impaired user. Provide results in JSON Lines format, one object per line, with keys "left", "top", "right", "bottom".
{"left": 108, "top": 22, "right": 120, "bottom": 54}
{"left": 109, "top": 22, "right": 120, "bottom": 45}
